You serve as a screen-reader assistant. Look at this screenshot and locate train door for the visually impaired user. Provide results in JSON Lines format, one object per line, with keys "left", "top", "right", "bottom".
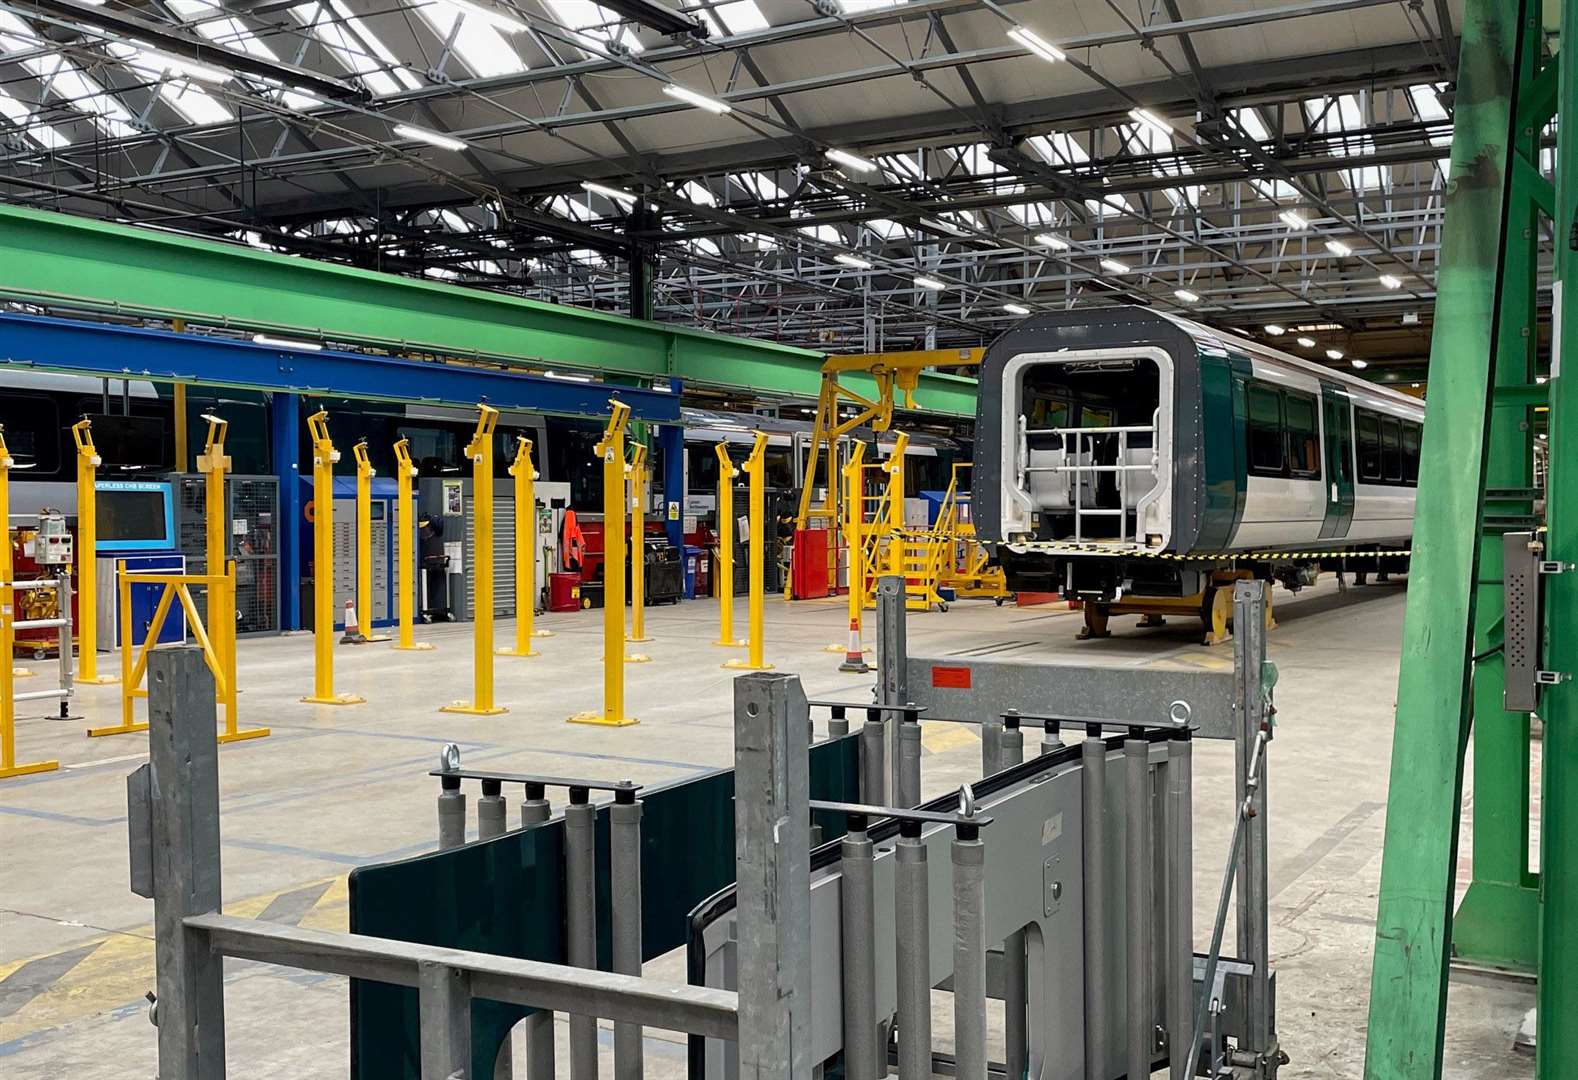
{"left": 1319, "top": 385, "right": 1355, "bottom": 538}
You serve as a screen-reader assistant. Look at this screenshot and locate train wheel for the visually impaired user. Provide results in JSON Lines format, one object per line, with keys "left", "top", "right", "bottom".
{"left": 1077, "top": 603, "right": 1111, "bottom": 641}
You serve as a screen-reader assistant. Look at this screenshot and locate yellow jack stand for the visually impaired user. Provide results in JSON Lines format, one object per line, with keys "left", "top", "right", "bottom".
{"left": 711, "top": 442, "right": 746, "bottom": 648}
{"left": 570, "top": 401, "right": 639, "bottom": 726}
{"left": 625, "top": 444, "right": 652, "bottom": 662}
{"left": 442, "top": 405, "right": 508, "bottom": 716}
{"left": 70, "top": 420, "right": 117, "bottom": 685}
{"left": 723, "top": 432, "right": 773, "bottom": 672}
{"left": 301, "top": 411, "right": 364, "bottom": 706}
{"left": 1, "top": 429, "right": 59, "bottom": 780}
{"left": 391, "top": 438, "right": 434, "bottom": 652}
{"left": 497, "top": 436, "right": 552, "bottom": 658}
{"left": 352, "top": 441, "right": 390, "bottom": 643}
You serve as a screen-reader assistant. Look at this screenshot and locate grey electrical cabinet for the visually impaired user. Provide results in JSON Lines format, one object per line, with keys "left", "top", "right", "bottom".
{"left": 170, "top": 473, "right": 281, "bottom": 636}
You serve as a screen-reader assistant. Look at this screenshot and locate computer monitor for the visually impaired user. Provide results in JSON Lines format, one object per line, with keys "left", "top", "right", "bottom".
{"left": 96, "top": 480, "right": 176, "bottom": 552}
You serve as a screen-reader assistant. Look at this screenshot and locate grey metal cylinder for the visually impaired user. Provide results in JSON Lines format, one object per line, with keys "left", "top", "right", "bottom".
{"left": 1000, "top": 722, "right": 1025, "bottom": 768}
{"left": 57, "top": 573, "right": 75, "bottom": 697}
{"left": 520, "top": 786, "right": 555, "bottom": 1080}
{"left": 840, "top": 822, "right": 880, "bottom": 1080}
{"left": 896, "top": 718, "right": 923, "bottom": 808}
{"left": 894, "top": 828, "right": 931, "bottom": 1080}
{"left": 437, "top": 780, "right": 467, "bottom": 850}
{"left": 1004, "top": 930, "right": 1027, "bottom": 1080}
{"left": 1040, "top": 721, "right": 1061, "bottom": 758}
{"left": 981, "top": 717, "right": 1003, "bottom": 776}
{"left": 829, "top": 706, "right": 851, "bottom": 739}
{"left": 610, "top": 796, "right": 644, "bottom": 1080}
{"left": 951, "top": 830, "right": 988, "bottom": 1080}
{"left": 565, "top": 795, "right": 599, "bottom": 1080}
{"left": 860, "top": 711, "right": 886, "bottom": 805}
{"left": 1124, "top": 737, "right": 1153, "bottom": 1080}
{"left": 1166, "top": 738, "right": 1194, "bottom": 1080}
{"left": 478, "top": 780, "right": 507, "bottom": 840}
{"left": 1080, "top": 736, "right": 1110, "bottom": 1080}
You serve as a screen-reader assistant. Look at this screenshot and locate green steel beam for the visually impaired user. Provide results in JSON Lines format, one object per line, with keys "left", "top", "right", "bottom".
{"left": 0, "top": 204, "right": 978, "bottom": 417}
{"left": 1363, "top": 0, "right": 1529, "bottom": 1074}
{"left": 1540, "top": 0, "right": 1578, "bottom": 1069}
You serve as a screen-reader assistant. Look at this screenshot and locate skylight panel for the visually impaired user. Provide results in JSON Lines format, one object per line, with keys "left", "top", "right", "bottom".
{"left": 541, "top": 0, "right": 645, "bottom": 56}
{"left": 680, "top": 0, "right": 769, "bottom": 34}
{"left": 1229, "top": 107, "right": 1298, "bottom": 200}
{"left": 836, "top": 0, "right": 907, "bottom": 12}
{"left": 545, "top": 193, "right": 602, "bottom": 221}
{"left": 166, "top": 0, "right": 324, "bottom": 109}
{"left": 732, "top": 171, "right": 788, "bottom": 203}
{"left": 108, "top": 43, "right": 232, "bottom": 126}
{"left": 291, "top": 1, "right": 421, "bottom": 96}
{"left": 1120, "top": 121, "right": 1198, "bottom": 209}
{"left": 678, "top": 180, "right": 717, "bottom": 206}
{"left": 1304, "top": 93, "right": 1383, "bottom": 192}
{"left": 0, "top": 12, "right": 139, "bottom": 136}
{"left": 865, "top": 218, "right": 905, "bottom": 240}
{"left": 799, "top": 224, "right": 841, "bottom": 243}
{"left": 0, "top": 88, "right": 69, "bottom": 149}
{"left": 414, "top": 0, "right": 528, "bottom": 77}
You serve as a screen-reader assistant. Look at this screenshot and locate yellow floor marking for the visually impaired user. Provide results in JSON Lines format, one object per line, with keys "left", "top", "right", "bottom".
{"left": 920, "top": 723, "right": 979, "bottom": 755}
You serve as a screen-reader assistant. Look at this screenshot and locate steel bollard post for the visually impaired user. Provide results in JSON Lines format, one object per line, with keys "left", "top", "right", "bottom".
{"left": 565, "top": 788, "right": 599, "bottom": 1080}
{"left": 896, "top": 709, "right": 923, "bottom": 808}
{"left": 860, "top": 708, "right": 886, "bottom": 804}
{"left": 438, "top": 775, "right": 467, "bottom": 851}
{"left": 520, "top": 783, "right": 556, "bottom": 1080}
{"left": 1124, "top": 735, "right": 1154, "bottom": 1080}
{"left": 951, "top": 815, "right": 989, "bottom": 1080}
{"left": 611, "top": 788, "right": 644, "bottom": 1080}
{"left": 894, "top": 821, "right": 932, "bottom": 1080}
{"left": 1166, "top": 734, "right": 1194, "bottom": 1080}
{"left": 829, "top": 704, "right": 850, "bottom": 739}
{"left": 1081, "top": 729, "right": 1110, "bottom": 1080}
{"left": 840, "top": 814, "right": 880, "bottom": 1080}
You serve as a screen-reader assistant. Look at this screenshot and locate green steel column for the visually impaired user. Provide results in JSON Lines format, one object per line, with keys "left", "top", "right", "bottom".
{"left": 1363, "top": 0, "right": 1527, "bottom": 1074}
{"left": 1451, "top": 20, "right": 1546, "bottom": 973}
{"left": 1540, "top": 1, "right": 1578, "bottom": 1068}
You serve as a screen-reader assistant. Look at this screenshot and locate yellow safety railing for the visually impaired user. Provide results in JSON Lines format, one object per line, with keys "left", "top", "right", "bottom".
{"left": 625, "top": 443, "right": 652, "bottom": 662}
{"left": 302, "top": 410, "right": 364, "bottom": 706}
{"left": 711, "top": 443, "right": 745, "bottom": 648}
{"left": 570, "top": 400, "right": 638, "bottom": 726}
{"left": 932, "top": 464, "right": 1009, "bottom": 600}
{"left": 723, "top": 431, "right": 772, "bottom": 672}
{"left": 498, "top": 436, "right": 551, "bottom": 658}
{"left": 1, "top": 427, "right": 60, "bottom": 779}
{"left": 70, "top": 419, "right": 116, "bottom": 685}
{"left": 100, "top": 561, "right": 268, "bottom": 744}
{"left": 392, "top": 438, "right": 434, "bottom": 653}
{"left": 442, "top": 405, "right": 506, "bottom": 716}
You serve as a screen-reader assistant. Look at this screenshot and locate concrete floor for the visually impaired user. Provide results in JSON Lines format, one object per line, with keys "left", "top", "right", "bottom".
{"left": 0, "top": 578, "right": 1535, "bottom": 1078}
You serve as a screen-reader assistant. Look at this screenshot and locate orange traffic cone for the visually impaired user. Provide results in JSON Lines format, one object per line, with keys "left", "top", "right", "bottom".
{"left": 838, "top": 617, "right": 869, "bottom": 673}
{"left": 340, "top": 599, "right": 368, "bottom": 645}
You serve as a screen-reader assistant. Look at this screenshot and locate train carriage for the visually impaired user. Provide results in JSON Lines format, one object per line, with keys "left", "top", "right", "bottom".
{"left": 973, "top": 307, "right": 1423, "bottom": 638}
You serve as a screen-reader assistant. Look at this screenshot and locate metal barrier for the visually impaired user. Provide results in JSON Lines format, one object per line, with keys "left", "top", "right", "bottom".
{"left": 0, "top": 574, "right": 72, "bottom": 779}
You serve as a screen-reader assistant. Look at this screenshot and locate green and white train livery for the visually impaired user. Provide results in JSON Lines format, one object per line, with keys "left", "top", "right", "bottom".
{"left": 973, "top": 308, "right": 1422, "bottom": 601}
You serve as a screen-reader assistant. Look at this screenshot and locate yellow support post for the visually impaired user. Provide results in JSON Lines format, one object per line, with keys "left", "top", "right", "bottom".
{"left": 351, "top": 441, "right": 388, "bottom": 643}
{"left": 392, "top": 438, "right": 434, "bottom": 652}
{"left": 712, "top": 443, "right": 745, "bottom": 648}
{"left": 0, "top": 427, "right": 59, "bottom": 779}
{"left": 724, "top": 431, "right": 772, "bottom": 672}
{"left": 70, "top": 420, "right": 116, "bottom": 684}
{"left": 173, "top": 382, "right": 189, "bottom": 472}
{"left": 883, "top": 434, "right": 909, "bottom": 580}
{"left": 570, "top": 400, "right": 638, "bottom": 726}
{"left": 442, "top": 405, "right": 507, "bottom": 716}
{"left": 625, "top": 443, "right": 652, "bottom": 662}
{"left": 301, "top": 410, "right": 363, "bottom": 706}
{"left": 837, "top": 442, "right": 869, "bottom": 673}
{"left": 497, "top": 436, "right": 550, "bottom": 657}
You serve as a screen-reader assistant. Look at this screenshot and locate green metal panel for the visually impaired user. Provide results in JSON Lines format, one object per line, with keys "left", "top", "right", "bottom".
{"left": 1195, "top": 353, "right": 1241, "bottom": 549}
{"left": 0, "top": 204, "right": 977, "bottom": 415}
{"left": 1362, "top": 1, "right": 1529, "bottom": 1074}
{"left": 347, "top": 734, "right": 861, "bottom": 1080}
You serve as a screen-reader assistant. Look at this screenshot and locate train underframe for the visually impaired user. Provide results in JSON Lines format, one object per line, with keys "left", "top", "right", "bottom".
{"left": 996, "top": 546, "right": 1412, "bottom": 645}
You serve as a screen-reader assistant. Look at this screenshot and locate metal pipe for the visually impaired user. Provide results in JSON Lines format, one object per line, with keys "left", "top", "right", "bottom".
{"left": 840, "top": 815, "right": 880, "bottom": 1080}
{"left": 1166, "top": 735, "right": 1194, "bottom": 1080}
{"left": 565, "top": 789, "right": 599, "bottom": 1080}
{"left": 999, "top": 714, "right": 1026, "bottom": 1080}
{"left": 437, "top": 774, "right": 467, "bottom": 851}
{"left": 860, "top": 708, "right": 886, "bottom": 804}
{"left": 896, "top": 711, "right": 922, "bottom": 808}
{"left": 981, "top": 715, "right": 1003, "bottom": 776}
{"left": 520, "top": 784, "right": 556, "bottom": 1080}
{"left": 610, "top": 789, "right": 644, "bottom": 1080}
{"left": 11, "top": 618, "right": 67, "bottom": 630}
{"left": 1081, "top": 732, "right": 1109, "bottom": 1080}
{"left": 951, "top": 818, "right": 988, "bottom": 1080}
{"left": 894, "top": 821, "right": 931, "bottom": 1080}
{"left": 12, "top": 688, "right": 69, "bottom": 702}
{"left": 1125, "top": 736, "right": 1153, "bottom": 1079}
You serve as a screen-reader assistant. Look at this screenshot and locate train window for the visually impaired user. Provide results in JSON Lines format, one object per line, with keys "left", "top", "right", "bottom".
{"left": 1283, "top": 393, "right": 1320, "bottom": 478}
{"left": 1401, "top": 422, "right": 1421, "bottom": 484}
{"left": 1334, "top": 405, "right": 1353, "bottom": 484}
{"left": 1027, "top": 395, "right": 1070, "bottom": 430}
{"left": 1381, "top": 417, "right": 1402, "bottom": 481}
{"left": 1246, "top": 383, "right": 1285, "bottom": 475}
{"left": 1357, "top": 411, "right": 1382, "bottom": 481}
{"left": 0, "top": 394, "right": 61, "bottom": 476}
{"left": 1080, "top": 406, "right": 1114, "bottom": 429}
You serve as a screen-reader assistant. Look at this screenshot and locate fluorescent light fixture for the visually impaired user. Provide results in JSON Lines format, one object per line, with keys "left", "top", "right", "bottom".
{"left": 1537, "top": 375, "right": 1548, "bottom": 384}
{"left": 1035, "top": 233, "right": 1070, "bottom": 250}
{"left": 1324, "top": 239, "right": 1352, "bottom": 257}
{"left": 253, "top": 333, "right": 323, "bottom": 351}
{"left": 1296, "top": 336, "right": 1316, "bottom": 348}
{"left": 444, "top": 0, "right": 528, "bottom": 33}
{"left": 1099, "top": 257, "right": 1129, "bottom": 274}
{"left": 826, "top": 148, "right": 877, "bottom": 173}
{"left": 543, "top": 370, "right": 593, "bottom": 383}
{"left": 1279, "top": 209, "right": 1309, "bottom": 230}
{"left": 834, "top": 253, "right": 873, "bottom": 270}
{"left": 1350, "top": 358, "right": 1368, "bottom": 370}
{"left": 581, "top": 180, "right": 639, "bottom": 205}
{"left": 1173, "top": 288, "right": 1200, "bottom": 303}
{"left": 1379, "top": 273, "right": 1402, "bottom": 289}
{"left": 1007, "top": 26, "right": 1065, "bottom": 64}
{"left": 1264, "top": 324, "right": 1285, "bottom": 336}
{"left": 394, "top": 124, "right": 467, "bottom": 151}
{"left": 913, "top": 275, "right": 946, "bottom": 291}
{"left": 134, "top": 46, "right": 231, "bottom": 83}
{"left": 1003, "top": 303, "right": 1031, "bottom": 315}
{"left": 663, "top": 85, "right": 731, "bottom": 115}
{"left": 1412, "top": 382, "right": 1422, "bottom": 388}
{"left": 1326, "top": 348, "right": 1344, "bottom": 360}
{"left": 1128, "top": 108, "right": 1171, "bottom": 136}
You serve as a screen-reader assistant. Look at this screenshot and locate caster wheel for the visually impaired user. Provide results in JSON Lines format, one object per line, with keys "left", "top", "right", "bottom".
{"left": 994, "top": 597, "right": 1006, "bottom": 607}
{"left": 938, "top": 602, "right": 950, "bottom": 613}
{"left": 33, "top": 648, "right": 46, "bottom": 661}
